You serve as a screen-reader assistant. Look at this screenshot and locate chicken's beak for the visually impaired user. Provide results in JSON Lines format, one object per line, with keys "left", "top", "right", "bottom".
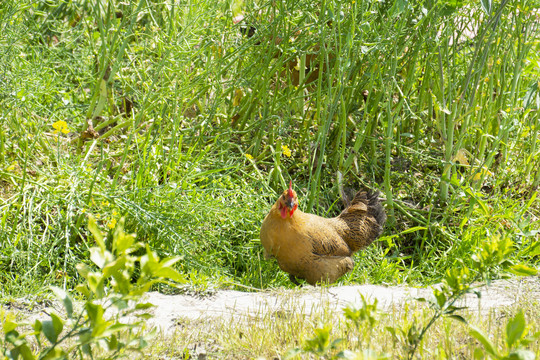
{"left": 285, "top": 199, "right": 298, "bottom": 218}
{"left": 279, "top": 198, "right": 297, "bottom": 219}
{"left": 285, "top": 198, "right": 295, "bottom": 209}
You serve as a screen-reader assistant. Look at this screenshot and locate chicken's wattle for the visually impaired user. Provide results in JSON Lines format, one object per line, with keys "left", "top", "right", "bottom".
{"left": 280, "top": 204, "right": 288, "bottom": 219}
{"left": 289, "top": 204, "right": 298, "bottom": 217}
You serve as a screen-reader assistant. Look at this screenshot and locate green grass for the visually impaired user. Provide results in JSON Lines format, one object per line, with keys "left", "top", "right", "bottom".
{"left": 0, "top": 0, "right": 539, "bottom": 300}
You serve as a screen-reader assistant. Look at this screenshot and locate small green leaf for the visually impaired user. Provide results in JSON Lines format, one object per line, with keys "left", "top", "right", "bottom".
{"left": 33, "top": 319, "right": 42, "bottom": 344}
{"left": 18, "top": 343, "right": 36, "bottom": 360}
{"left": 42, "top": 313, "right": 64, "bottom": 344}
{"left": 473, "top": 347, "right": 484, "bottom": 360}
{"left": 469, "top": 326, "right": 498, "bottom": 357}
{"left": 85, "top": 302, "right": 104, "bottom": 325}
{"left": 5, "top": 330, "right": 20, "bottom": 345}
{"left": 41, "top": 347, "right": 66, "bottom": 360}
{"left": 506, "top": 310, "right": 526, "bottom": 348}
{"left": 526, "top": 242, "right": 540, "bottom": 257}
{"left": 440, "top": 0, "right": 464, "bottom": 15}
{"left": 75, "top": 284, "right": 90, "bottom": 298}
{"left": 90, "top": 247, "right": 112, "bottom": 269}
{"left": 3, "top": 312, "right": 18, "bottom": 333}
{"left": 153, "top": 266, "right": 186, "bottom": 282}
{"left": 158, "top": 256, "right": 183, "bottom": 269}
{"left": 506, "top": 349, "right": 536, "bottom": 360}
{"left": 447, "top": 314, "right": 467, "bottom": 324}
{"left": 508, "top": 264, "right": 538, "bottom": 277}
{"left": 51, "top": 313, "right": 63, "bottom": 338}
{"left": 33, "top": 319, "right": 42, "bottom": 332}
{"left": 115, "top": 232, "right": 136, "bottom": 255}
{"left": 389, "top": 0, "right": 408, "bottom": 16}
{"left": 445, "top": 305, "right": 468, "bottom": 314}
{"left": 135, "top": 313, "right": 154, "bottom": 320}
{"left": 88, "top": 215, "right": 105, "bottom": 250}
{"left": 303, "top": 324, "right": 332, "bottom": 354}
{"left": 102, "top": 257, "right": 128, "bottom": 279}
{"left": 135, "top": 302, "right": 155, "bottom": 310}
{"left": 76, "top": 263, "right": 91, "bottom": 279}
{"left": 386, "top": 326, "right": 397, "bottom": 338}
{"left": 112, "top": 218, "right": 136, "bottom": 255}
{"left": 87, "top": 272, "right": 105, "bottom": 297}
{"left": 433, "top": 289, "right": 447, "bottom": 309}
{"left": 107, "top": 334, "right": 118, "bottom": 351}
{"left": 51, "top": 286, "right": 73, "bottom": 319}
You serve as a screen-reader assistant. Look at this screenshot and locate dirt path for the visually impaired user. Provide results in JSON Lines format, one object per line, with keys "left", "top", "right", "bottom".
{"left": 6, "top": 277, "right": 539, "bottom": 334}
{"left": 145, "top": 276, "right": 539, "bottom": 333}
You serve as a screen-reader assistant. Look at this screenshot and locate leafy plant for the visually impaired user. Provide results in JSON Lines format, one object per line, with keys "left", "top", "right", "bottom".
{"left": 286, "top": 296, "right": 389, "bottom": 360}
{"left": 397, "top": 235, "right": 538, "bottom": 359}
{"left": 0, "top": 216, "right": 185, "bottom": 359}
{"left": 469, "top": 308, "right": 540, "bottom": 360}
{"left": 285, "top": 323, "right": 344, "bottom": 360}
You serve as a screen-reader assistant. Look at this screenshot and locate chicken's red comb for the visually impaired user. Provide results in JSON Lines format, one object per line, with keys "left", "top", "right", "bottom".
{"left": 288, "top": 180, "right": 294, "bottom": 198}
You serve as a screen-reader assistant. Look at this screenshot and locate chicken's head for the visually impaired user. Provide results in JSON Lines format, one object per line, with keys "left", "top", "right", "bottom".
{"left": 278, "top": 181, "right": 298, "bottom": 219}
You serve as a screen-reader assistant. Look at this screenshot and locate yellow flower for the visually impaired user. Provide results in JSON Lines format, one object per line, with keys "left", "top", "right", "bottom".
{"left": 245, "top": 153, "right": 253, "bottom": 160}
{"left": 107, "top": 218, "right": 117, "bottom": 229}
{"left": 471, "top": 167, "right": 493, "bottom": 182}
{"left": 281, "top": 145, "right": 292, "bottom": 158}
{"left": 52, "top": 120, "right": 70, "bottom": 134}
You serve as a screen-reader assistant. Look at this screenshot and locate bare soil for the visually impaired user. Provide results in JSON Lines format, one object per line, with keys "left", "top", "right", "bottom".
{"left": 7, "top": 276, "right": 538, "bottom": 334}
{"left": 144, "top": 276, "right": 540, "bottom": 333}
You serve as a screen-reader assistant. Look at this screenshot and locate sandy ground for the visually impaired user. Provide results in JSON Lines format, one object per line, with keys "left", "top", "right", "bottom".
{"left": 144, "top": 276, "right": 540, "bottom": 333}
{"left": 5, "top": 276, "right": 539, "bottom": 335}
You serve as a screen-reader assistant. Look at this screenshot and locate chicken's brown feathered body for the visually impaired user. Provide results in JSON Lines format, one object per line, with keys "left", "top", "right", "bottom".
{"left": 260, "top": 186, "right": 386, "bottom": 285}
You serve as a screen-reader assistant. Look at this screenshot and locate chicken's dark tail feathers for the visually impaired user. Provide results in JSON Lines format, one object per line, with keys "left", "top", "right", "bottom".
{"left": 350, "top": 190, "right": 387, "bottom": 235}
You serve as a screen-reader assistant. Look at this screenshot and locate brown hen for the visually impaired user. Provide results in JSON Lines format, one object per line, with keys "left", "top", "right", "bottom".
{"left": 260, "top": 182, "right": 386, "bottom": 285}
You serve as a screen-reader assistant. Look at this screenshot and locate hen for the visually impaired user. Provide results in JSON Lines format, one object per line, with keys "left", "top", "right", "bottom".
{"left": 260, "top": 182, "right": 386, "bottom": 285}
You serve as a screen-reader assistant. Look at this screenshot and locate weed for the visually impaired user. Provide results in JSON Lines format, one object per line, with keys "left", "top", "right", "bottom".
{"left": 1, "top": 216, "right": 184, "bottom": 359}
